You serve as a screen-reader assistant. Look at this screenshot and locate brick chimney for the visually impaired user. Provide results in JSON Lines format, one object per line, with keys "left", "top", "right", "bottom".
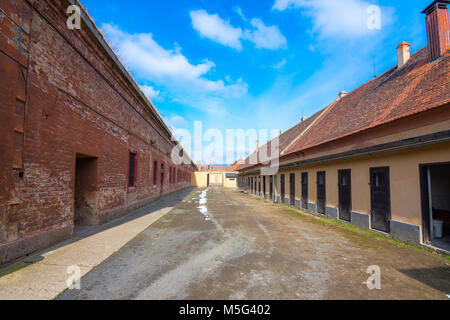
{"left": 422, "top": 1, "right": 450, "bottom": 61}
{"left": 397, "top": 42, "right": 411, "bottom": 68}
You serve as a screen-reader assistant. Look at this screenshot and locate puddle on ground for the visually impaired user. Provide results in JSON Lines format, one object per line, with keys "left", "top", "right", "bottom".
{"left": 196, "top": 189, "right": 211, "bottom": 221}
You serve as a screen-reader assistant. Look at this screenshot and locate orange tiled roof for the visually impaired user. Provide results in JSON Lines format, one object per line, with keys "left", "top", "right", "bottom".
{"left": 229, "top": 159, "right": 243, "bottom": 171}
{"left": 237, "top": 109, "right": 324, "bottom": 170}
{"left": 198, "top": 165, "right": 234, "bottom": 172}
{"left": 284, "top": 47, "right": 449, "bottom": 155}
{"left": 238, "top": 47, "right": 449, "bottom": 171}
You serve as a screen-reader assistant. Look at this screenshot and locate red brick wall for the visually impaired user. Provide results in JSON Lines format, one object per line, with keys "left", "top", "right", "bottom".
{"left": 0, "top": 0, "right": 193, "bottom": 263}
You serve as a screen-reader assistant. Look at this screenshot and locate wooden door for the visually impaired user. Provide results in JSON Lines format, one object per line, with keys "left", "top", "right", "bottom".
{"left": 301, "top": 172, "right": 308, "bottom": 209}
{"left": 258, "top": 177, "right": 261, "bottom": 194}
{"left": 290, "top": 173, "right": 295, "bottom": 206}
{"left": 338, "top": 169, "right": 352, "bottom": 222}
{"left": 263, "top": 176, "right": 266, "bottom": 197}
{"left": 370, "top": 167, "right": 391, "bottom": 232}
{"left": 269, "top": 176, "right": 273, "bottom": 199}
{"left": 317, "top": 171, "right": 326, "bottom": 214}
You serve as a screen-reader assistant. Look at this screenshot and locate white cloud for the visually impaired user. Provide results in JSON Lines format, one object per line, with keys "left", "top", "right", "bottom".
{"left": 190, "top": 10, "right": 243, "bottom": 50}
{"left": 272, "top": 0, "right": 299, "bottom": 11}
{"left": 141, "top": 85, "right": 160, "bottom": 101}
{"left": 101, "top": 23, "right": 248, "bottom": 105}
{"left": 272, "top": 0, "right": 393, "bottom": 38}
{"left": 244, "top": 18, "right": 287, "bottom": 50}
{"left": 167, "top": 115, "right": 188, "bottom": 129}
{"left": 271, "top": 58, "right": 287, "bottom": 69}
{"left": 102, "top": 24, "right": 213, "bottom": 81}
{"left": 190, "top": 10, "right": 287, "bottom": 51}
{"left": 235, "top": 6, "right": 247, "bottom": 22}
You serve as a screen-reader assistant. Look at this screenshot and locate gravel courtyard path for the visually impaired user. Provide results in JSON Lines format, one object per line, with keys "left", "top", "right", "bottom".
{"left": 58, "top": 188, "right": 450, "bottom": 300}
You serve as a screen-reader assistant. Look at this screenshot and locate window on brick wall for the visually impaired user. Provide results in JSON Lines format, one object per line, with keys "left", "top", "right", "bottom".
{"left": 153, "top": 161, "right": 158, "bottom": 186}
{"left": 149, "top": 159, "right": 152, "bottom": 181}
{"left": 129, "top": 152, "right": 137, "bottom": 187}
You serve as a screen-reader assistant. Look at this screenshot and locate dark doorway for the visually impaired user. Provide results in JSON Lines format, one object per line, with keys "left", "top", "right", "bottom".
{"left": 290, "top": 173, "right": 295, "bottom": 206}
{"left": 128, "top": 152, "right": 136, "bottom": 187}
{"left": 370, "top": 167, "right": 391, "bottom": 233}
{"left": 338, "top": 169, "right": 352, "bottom": 222}
{"left": 263, "top": 176, "right": 266, "bottom": 198}
{"left": 280, "top": 174, "right": 285, "bottom": 204}
{"left": 420, "top": 163, "right": 450, "bottom": 251}
{"left": 74, "top": 154, "right": 98, "bottom": 226}
{"left": 269, "top": 176, "right": 273, "bottom": 200}
{"left": 153, "top": 161, "right": 158, "bottom": 186}
{"left": 317, "top": 171, "right": 326, "bottom": 215}
{"left": 160, "top": 163, "right": 164, "bottom": 193}
{"left": 274, "top": 175, "right": 278, "bottom": 202}
{"left": 258, "top": 177, "right": 261, "bottom": 195}
{"left": 301, "top": 172, "right": 308, "bottom": 209}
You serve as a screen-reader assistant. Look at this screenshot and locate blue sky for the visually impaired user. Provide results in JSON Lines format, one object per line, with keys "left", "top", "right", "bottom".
{"left": 80, "top": 0, "right": 431, "bottom": 164}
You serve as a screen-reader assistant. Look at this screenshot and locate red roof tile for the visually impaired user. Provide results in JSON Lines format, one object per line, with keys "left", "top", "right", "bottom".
{"left": 238, "top": 109, "right": 324, "bottom": 170}
{"left": 238, "top": 47, "right": 449, "bottom": 172}
{"left": 284, "top": 47, "right": 449, "bottom": 155}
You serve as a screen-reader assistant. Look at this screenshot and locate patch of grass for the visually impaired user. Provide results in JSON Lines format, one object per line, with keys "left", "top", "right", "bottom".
{"left": 248, "top": 194, "right": 450, "bottom": 261}
{"left": 0, "top": 261, "right": 31, "bottom": 278}
{"left": 186, "top": 188, "right": 198, "bottom": 199}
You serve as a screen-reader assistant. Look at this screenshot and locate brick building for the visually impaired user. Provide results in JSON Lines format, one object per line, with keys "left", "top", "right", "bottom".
{"left": 238, "top": 1, "right": 450, "bottom": 252}
{"left": 0, "top": 0, "right": 195, "bottom": 264}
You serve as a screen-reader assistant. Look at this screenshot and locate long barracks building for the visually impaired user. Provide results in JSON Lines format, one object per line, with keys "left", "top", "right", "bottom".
{"left": 0, "top": 0, "right": 195, "bottom": 264}
{"left": 237, "top": 1, "right": 450, "bottom": 253}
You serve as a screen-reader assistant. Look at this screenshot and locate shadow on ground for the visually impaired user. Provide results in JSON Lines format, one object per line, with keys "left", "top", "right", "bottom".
{"left": 0, "top": 187, "right": 195, "bottom": 279}
{"left": 398, "top": 267, "right": 450, "bottom": 293}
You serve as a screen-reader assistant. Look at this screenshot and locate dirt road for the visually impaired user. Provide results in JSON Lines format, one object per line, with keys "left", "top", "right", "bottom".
{"left": 58, "top": 188, "right": 450, "bottom": 300}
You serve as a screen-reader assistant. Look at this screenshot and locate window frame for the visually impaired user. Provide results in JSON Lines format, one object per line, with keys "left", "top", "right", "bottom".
{"left": 128, "top": 151, "right": 137, "bottom": 190}
{"left": 153, "top": 160, "right": 158, "bottom": 186}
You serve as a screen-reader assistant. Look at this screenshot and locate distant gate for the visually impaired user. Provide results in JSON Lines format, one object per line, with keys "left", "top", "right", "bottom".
{"left": 208, "top": 173, "right": 223, "bottom": 187}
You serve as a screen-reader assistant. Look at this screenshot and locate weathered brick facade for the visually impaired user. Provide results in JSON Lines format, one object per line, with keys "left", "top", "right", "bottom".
{"left": 0, "top": 0, "right": 194, "bottom": 264}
